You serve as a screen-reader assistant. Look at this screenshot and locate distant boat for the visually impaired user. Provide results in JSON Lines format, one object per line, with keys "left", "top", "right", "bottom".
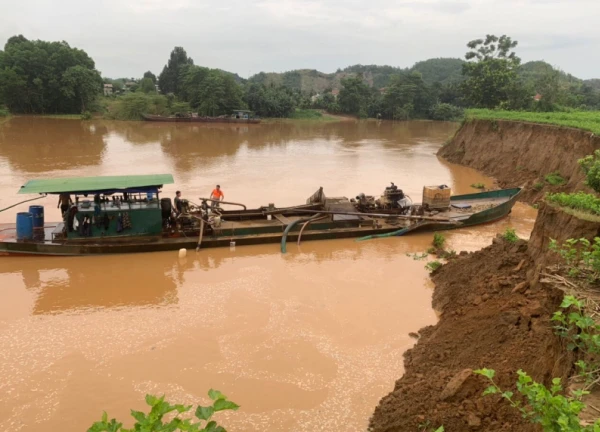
{"left": 142, "top": 110, "right": 261, "bottom": 124}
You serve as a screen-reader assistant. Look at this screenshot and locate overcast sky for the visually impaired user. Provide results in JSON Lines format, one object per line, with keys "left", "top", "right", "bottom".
{"left": 0, "top": 0, "right": 598, "bottom": 79}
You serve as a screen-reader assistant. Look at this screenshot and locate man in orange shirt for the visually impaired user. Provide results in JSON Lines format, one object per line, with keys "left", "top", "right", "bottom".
{"left": 210, "top": 184, "right": 224, "bottom": 209}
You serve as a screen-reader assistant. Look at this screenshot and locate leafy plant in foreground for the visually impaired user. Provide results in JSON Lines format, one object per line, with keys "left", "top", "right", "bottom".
{"left": 474, "top": 368, "right": 598, "bottom": 432}
{"left": 470, "top": 182, "right": 485, "bottom": 189}
{"left": 549, "top": 237, "right": 600, "bottom": 280}
{"left": 88, "top": 390, "right": 239, "bottom": 432}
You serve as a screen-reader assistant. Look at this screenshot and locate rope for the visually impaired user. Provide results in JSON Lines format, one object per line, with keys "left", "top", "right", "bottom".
{"left": 0, "top": 195, "right": 46, "bottom": 213}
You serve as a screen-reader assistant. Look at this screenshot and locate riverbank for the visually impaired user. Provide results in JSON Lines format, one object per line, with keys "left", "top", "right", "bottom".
{"left": 370, "top": 118, "right": 600, "bottom": 431}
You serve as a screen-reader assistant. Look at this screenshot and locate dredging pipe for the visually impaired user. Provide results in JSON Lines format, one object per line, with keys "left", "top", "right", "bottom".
{"left": 198, "top": 198, "right": 247, "bottom": 210}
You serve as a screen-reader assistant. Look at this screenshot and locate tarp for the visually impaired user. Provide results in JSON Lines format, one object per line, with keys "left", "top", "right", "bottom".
{"left": 19, "top": 174, "right": 174, "bottom": 195}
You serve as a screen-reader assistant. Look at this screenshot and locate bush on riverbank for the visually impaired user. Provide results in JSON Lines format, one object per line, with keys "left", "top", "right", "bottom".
{"left": 0, "top": 106, "right": 9, "bottom": 116}
{"left": 430, "top": 103, "right": 464, "bottom": 121}
{"left": 466, "top": 109, "right": 600, "bottom": 135}
{"left": 105, "top": 93, "right": 190, "bottom": 120}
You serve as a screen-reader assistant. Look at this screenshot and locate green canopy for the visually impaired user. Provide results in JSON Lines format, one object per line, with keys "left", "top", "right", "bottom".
{"left": 19, "top": 174, "right": 175, "bottom": 194}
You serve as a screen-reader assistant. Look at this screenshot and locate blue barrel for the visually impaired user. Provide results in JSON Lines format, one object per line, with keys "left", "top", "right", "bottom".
{"left": 29, "top": 205, "right": 45, "bottom": 228}
{"left": 16, "top": 212, "right": 33, "bottom": 241}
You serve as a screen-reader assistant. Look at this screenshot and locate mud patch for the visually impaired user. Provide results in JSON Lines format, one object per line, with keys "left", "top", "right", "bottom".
{"left": 369, "top": 238, "right": 574, "bottom": 432}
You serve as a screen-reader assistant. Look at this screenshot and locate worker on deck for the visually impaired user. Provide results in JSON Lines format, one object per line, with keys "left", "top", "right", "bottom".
{"left": 210, "top": 185, "right": 224, "bottom": 209}
{"left": 174, "top": 190, "right": 183, "bottom": 214}
{"left": 57, "top": 193, "right": 73, "bottom": 217}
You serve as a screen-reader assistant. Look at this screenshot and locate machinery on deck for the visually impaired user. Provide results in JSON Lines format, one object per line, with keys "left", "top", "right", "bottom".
{"left": 352, "top": 182, "right": 413, "bottom": 213}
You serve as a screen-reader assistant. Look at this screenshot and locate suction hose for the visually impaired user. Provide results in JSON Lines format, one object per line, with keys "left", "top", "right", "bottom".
{"left": 0, "top": 195, "right": 46, "bottom": 213}
{"left": 281, "top": 217, "right": 313, "bottom": 254}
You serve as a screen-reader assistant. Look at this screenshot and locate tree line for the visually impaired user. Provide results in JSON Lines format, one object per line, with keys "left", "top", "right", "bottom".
{"left": 1, "top": 34, "right": 599, "bottom": 119}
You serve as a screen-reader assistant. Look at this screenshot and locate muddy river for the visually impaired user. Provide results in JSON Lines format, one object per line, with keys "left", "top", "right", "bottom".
{"left": 0, "top": 118, "right": 536, "bottom": 432}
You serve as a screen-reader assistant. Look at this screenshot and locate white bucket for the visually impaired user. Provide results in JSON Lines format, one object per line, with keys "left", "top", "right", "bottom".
{"left": 178, "top": 248, "right": 187, "bottom": 258}
{"left": 267, "top": 215, "right": 272, "bottom": 221}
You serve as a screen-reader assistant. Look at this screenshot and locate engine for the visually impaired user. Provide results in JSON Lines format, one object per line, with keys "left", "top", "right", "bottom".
{"left": 353, "top": 182, "right": 412, "bottom": 212}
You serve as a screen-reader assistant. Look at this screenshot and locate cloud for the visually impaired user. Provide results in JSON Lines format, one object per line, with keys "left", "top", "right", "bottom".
{"left": 0, "top": 0, "right": 598, "bottom": 79}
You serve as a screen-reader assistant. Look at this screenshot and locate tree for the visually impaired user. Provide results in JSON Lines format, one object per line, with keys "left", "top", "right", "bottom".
{"left": 243, "top": 83, "right": 296, "bottom": 117}
{"left": 143, "top": 71, "right": 157, "bottom": 84}
{"left": 462, "top": 34, "right": 521, "bottom": 108}
{"left": 534, "top": 69, "right": 564, "bottom": 111}
{"left": 157, "top": 47, "right": 193, "bottom": 96}
{"left": 0, "top": 35, "right": 102, "bottom": 113}
{"left": 338, "top": 74, "right": 370, "bottom": 117}
{"left": 139, "top": 77, "right": 156, "bottom": 94}
{"left": 61, "top": 65, "right": 103, "bottom": 112}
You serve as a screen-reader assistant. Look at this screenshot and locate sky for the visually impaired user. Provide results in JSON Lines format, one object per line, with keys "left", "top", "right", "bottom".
{"left": 0, "top": 0, "right": 598, "bottom": 80}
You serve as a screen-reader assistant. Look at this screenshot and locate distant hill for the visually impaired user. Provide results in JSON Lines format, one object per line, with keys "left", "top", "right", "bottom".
{"left": 518, "top": 61, "right": 581, "bottom": 86}
{"left": 410, "top": 58, "right": 465, "bottom": 85}
{"left": 247, "top": 58, "right": 467, "bottom": 94}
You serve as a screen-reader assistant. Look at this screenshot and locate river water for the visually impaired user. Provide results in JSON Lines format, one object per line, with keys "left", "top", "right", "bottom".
{"left": 0, "top": 118, "right": 536, "bottom": 432}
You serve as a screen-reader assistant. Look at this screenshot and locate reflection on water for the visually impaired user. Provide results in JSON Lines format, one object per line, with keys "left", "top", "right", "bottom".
{"left": 0, "top": 118, "right": 535, "bottom": 432}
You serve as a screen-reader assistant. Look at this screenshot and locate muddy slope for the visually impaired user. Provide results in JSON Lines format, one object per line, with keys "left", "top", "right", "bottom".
{"left": 369, "top": 239, "right": 574, "bottom": 432}
{"left": 438, "top": 119, "right": 600, "bottom": 202}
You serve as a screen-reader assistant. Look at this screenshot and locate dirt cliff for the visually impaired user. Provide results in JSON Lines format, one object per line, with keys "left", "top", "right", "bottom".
{"left": 438, "top": 119, "right": 600, "bottom": 203}
{"left": 369, "top": 238, "right": 574, "bottom": 432}
{"left": 528, "top": 202, "right": 600, "bottom": 266}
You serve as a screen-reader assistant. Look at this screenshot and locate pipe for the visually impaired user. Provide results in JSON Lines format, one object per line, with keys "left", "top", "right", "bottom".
{"left": 355, "top": 221, "right": 461, "bottom": 242}
{"left": 281, "top": 217, "right": 312, "bottom": 254}
{"left": 0, "top": 195, "right": 46, "bottom": 213}
{"left": 279, "top": 208, "right": 452, "bottom": 222}
{"left": 197, "top": 197, "right": 247, "bottom": 210}
{"left": 196, "top": 218, "right": 204, "bottom": 251}
{"left": 297, "top": 214, "right": 327, "bottom": 245}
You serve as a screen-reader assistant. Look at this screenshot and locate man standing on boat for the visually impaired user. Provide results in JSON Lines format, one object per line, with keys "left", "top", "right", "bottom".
{"left": 210, "top": 185, "right": 224, "bottom": 209}
{"left": 57, "top": 193, "right": 73, "bottom": 217}
{"left": 174, "top": 190, "right": 183, "bottom": 214}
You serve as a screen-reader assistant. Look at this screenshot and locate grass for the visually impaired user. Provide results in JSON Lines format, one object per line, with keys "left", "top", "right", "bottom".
{"left": 470, "top": 183, "right": 485, "bottom": 189}
{"left": 546, "top": 191, "right": 600, "bottom": 218}
{"left": 36, "top": 114, "right": 83, "bottom": 119}
{"left": 533, "top": 182, "right": 544, "bottom": 191}
{"left": 544, "top": 171, "right": 566, "bottom": 186}
{"left": 433, "top": 233, "right": 446, "bottom": 249}
{"left": 466, "top": 109, "right": 600, "bottom": 135}
{"left": 425, "top": 261, "right": 442, "bottom": 272}
{"left": 287, "top": 109, "right": 339, "bottom": 122}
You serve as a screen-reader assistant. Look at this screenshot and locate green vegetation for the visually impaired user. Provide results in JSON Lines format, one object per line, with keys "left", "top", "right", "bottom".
{"left": 470, "top": 183, "right": 485, "bottom": 189}
{"left": 432, "top": 233, "right": 446, "bottom": 249}
{"left": 0, "top": 35, "right": 102, "bottom": 114}
{"left": 545, "top": 171, "right": 566, "bottom": 186}
{"left": 474, "top": 368, "right": 596, "bottom": 432}
{"left": 550, "top": 238, "right": 600, "bottom": 280}
{"left": 88, "top": 390, "right": 238, "bottom": 432}
{"left": 106, "top": 93, "right": 172, "bottom": 120}
{"left": 0, "top": 106, "right": 10, "bottom": 116}
{"left": 425, "top": 260, "right": 442, "bottom": 272}
{"left": 502, "top": 228, "right": 519, "bottom": 243}
{"left": 533, "top": 182, "right": 544, "bottom": 191}
{"left": 426, "top": 247, "right": 436, "bottom": 254}
{"left": 579, "top": 150, "right": 600, "bottom": 193}
{"left": 429, "top": 103, "right": 464, "bottom": 121}
{"left": 466, "top": 109, "right": 600, "bottom": 135}
{"left": 546, "top": 192, "right": 600, "bottom": 216}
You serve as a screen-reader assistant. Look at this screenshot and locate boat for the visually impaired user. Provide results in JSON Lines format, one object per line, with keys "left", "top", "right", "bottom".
{"left": 142, "top": 110, "right": 261, "bottom": 124}
{"left": 0, "top": 175, "right": 521, "bottom": 257}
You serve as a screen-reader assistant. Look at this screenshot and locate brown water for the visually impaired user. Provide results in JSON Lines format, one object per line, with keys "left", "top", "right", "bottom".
{"left": 0, "top": 118, "right": 536, "bottom": 432}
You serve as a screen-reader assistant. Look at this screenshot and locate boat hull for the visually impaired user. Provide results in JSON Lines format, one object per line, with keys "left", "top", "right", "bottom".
{"left": 0, "top": 188, "right": 522, "bottom": 257}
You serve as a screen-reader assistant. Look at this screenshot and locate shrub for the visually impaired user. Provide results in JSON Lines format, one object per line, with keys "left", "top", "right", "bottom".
{"left": 533, "top": 182, "right": 544, "bottom": 191}
{"left": 430, "top": 103, "right": 464, "bottom": 121}
{"left": 470, "top": 183, "right": 485, "bottom": 189}
{"left": 579, "top": 150, "right": 600, "bottom": 193}
{"left": 88, "top": 389, "right": 239, "bottom": 432}
{"left": 546, "top": 192, "right": 600, "bottom": 216}
{"left": 433, "top": 233, "right": 446, "bottom": 249}
{"left": 502, "top": 228, "right": 519, "bottom": 243}
{"left": 474, "top": 368, "right": 597, "bottom": 431}
{"left": 549, "top": 238, "right": 600, "bottom": 280}
{"left": 0, "top": 106, "right": 9, "bottom": 116}
{"left": 545, "top": 171, "right": 566, "bottom": 186}
{"left": 106, "top": 92, "right": 170, "bottom": 120}
{"left": 80, "top": 111, "right": 92, "bottom": 120}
